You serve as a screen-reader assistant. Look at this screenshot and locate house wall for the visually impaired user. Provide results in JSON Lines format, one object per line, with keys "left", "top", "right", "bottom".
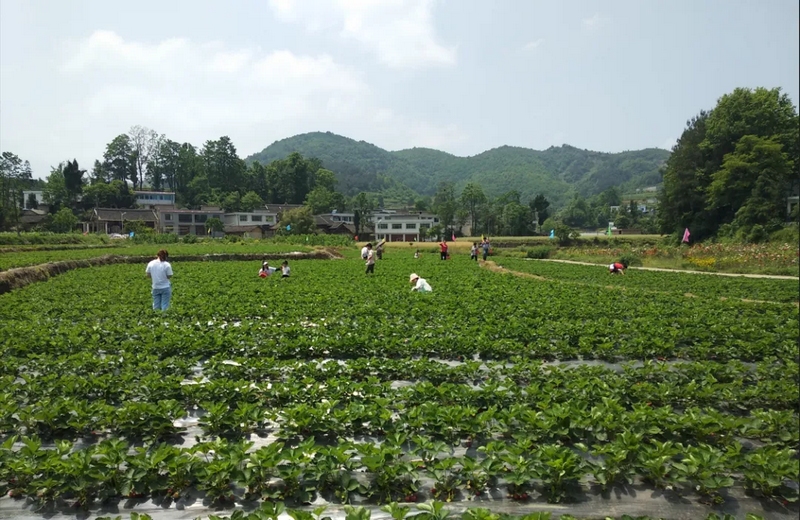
{"left": 374, "top": 213, "right": 439, "bottom": 242}
{"left": 223, "top": 212, "right": 277, "bottom": 227}
{"left": 159, "top": 210, "right": 224, "bottom": 235}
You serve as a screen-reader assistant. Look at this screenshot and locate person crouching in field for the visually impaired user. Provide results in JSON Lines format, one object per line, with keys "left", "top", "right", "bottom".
{"left": 281, "top": 261, "right": 291, "bottom": 278}
{"left": 409, "top": 273, "right": 432, "bottom": 292}
{"left": 609, "top": 261, "right": 628, "bottom": 275}
{"left": 146, "top": 249, "right": 173, "bottom": 311}
{"left": 259, "top": 261, "right": 277, "bottom": 278}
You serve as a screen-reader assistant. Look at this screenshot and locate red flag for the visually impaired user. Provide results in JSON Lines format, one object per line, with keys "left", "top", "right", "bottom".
{"left": 682, "top": 228, "right": 690, "bottom": 243}
{"left": 451, "top": 232, "right": 456, "bottom": 241}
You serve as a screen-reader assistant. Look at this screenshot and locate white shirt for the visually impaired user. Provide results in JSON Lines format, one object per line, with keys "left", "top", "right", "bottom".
{"left": 260, "top": 267, "right": 277, "bottom": 275}
{"left": 366, "top": 250, "right": 375, "bottom": 265}
{"left": 146, "top": 259, "right": 173, "bottom": 289}
{"left": 282, "top": 265, "right": 291, "bottom": 276}
{"left": 412, "top": 277, "right": 432, "bottom": 292}
{"left": 361, "top": 246, "right": 369, "bottom": 259}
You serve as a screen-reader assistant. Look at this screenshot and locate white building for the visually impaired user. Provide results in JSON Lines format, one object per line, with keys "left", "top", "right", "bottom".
{"left": 135, "top": 191, "right": 176, "bottom": 207}
{"left": 373, "top": 210, "right": 439, "bottom": 242}
{"left": 22, "top": 190, "right": 44, "bottom": 209}
{"left": 157, "top": 206, "right": 224, "bottom": 236}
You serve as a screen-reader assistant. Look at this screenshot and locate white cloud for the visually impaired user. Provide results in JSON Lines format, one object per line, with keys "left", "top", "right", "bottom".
{"left": 521, "top": 39, "right": 544, "bottom": 52}
{"left": 49, "top": 30, "right": 464, "bottom": 175}
{"left": 268, "top": 0, "right": 456, "bottom": 68}
{"left": 581, "top": 14, "right": 605, "bottom": 29}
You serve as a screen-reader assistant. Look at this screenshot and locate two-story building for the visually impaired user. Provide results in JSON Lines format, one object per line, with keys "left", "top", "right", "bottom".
{"left": 157, "top": 206, "right": 224, "bottom": 236}
{"left": 373, "top": 210, "right": 439, "bottom": 242}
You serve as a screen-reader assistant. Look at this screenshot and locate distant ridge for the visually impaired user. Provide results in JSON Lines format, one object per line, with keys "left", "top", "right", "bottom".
{"left": 246, "top": 131, "right": 669, "bottom": 205}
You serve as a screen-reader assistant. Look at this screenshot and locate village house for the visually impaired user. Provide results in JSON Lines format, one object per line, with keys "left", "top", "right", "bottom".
{"left": 82, "top": 208, "right": 159, "bottom": 234}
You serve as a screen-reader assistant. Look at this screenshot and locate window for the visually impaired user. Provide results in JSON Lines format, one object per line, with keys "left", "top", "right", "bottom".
{"left": 195, "top": 214, "right": 208, "bottom": 223}
{"left": 265, "top": 216, "right": 275, "bottom": 223}
{"left": 239, "top": 215, "right": 248, "bottom": 222}
{"left": 406, "top": 223, "right": 416, "bottom": 229}
{"left": 433, "top": 218, "right": 440, "bottom": 223}
{"left": 392, "top": 223, "right": 402, "bottom": 229}
{"left": 251, "top": 215, "right": 263, "bottom": 222}
{"left": 178, "top": 214, "right": 192, "bottom": 223}
{"left": 378, "top": 223, "right": 388, "bottom": 230}
{"left": 420, "top": 223, "right": 430, "bottom": 229}
{"left": 164, "top": 214, "right": 173, "bottom": 221}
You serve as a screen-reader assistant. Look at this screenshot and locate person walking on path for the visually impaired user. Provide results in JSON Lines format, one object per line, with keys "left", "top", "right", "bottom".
{"left": 481, "top": 239, "right": 490, "bottom": 261}
{"left": 439, "top": 240, "right": 449, "bottom": 260}
{"left": 609, "top": 261, "right": 627, "bottom": 275}
{"left": 409, "top": 273, "right": 432, "bottom": 292}
{"left": 365, "top": 243, "right": 376, "bottom": 274}
{"left": 146, "top": 249, "right": 173, "bottom": 311}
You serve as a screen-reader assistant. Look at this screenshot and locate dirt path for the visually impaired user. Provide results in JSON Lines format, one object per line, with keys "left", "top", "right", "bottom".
{"left": 535, "top": 258, "right": 799, "bottom": 280}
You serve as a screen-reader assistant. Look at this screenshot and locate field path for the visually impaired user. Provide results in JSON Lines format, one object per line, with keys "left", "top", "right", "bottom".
{"left": 532, "top": 258, "right": 799, "bottom": 280}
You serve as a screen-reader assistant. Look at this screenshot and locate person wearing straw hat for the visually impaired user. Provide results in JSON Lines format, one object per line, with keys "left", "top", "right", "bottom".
{"left": 409, "top": 273, "right": 432, "bottom": 293}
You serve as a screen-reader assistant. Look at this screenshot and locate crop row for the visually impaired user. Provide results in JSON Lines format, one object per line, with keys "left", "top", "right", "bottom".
{"left": 494, "top": 258, "right": 800, "bottom": 303}
{"left": 2, "top": 434, "right": 797, "bottom": 508}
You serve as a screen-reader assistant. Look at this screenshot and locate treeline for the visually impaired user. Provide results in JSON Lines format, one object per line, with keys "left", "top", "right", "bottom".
{"left": 658, "top": 87, "right": 799, "bottom": 242}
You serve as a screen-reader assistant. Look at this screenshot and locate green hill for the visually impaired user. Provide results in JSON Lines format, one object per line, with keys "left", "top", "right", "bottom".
{"left": 246, "top": 132, "right": 669, "bottom": 206}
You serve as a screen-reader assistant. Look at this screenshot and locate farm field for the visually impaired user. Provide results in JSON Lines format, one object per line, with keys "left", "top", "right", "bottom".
{"left": 0, "top": 253, "right": 798, "bottom": 520}
{"left": 0, "top": 243, "right": 314, "bottom": 271}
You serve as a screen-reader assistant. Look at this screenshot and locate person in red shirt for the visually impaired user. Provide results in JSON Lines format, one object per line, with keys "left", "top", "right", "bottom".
{"left": 439, "top": 240, "right": 448, "bottom": 260}
{"left": 609, "top": 261, "right": 627, "bottom": 275}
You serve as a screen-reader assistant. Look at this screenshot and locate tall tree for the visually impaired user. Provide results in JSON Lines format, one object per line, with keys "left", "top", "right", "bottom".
{"left": 62, "top": 159, "right": 85, "bottom": 202}
{"left": 0, "top": 152, "right": 30, "bottom": 230}
{"left": 460, "top": 183, "right": 486, "bottom": 233}
{"left": 90, "top": 160, "right": 110, "bottom": 184}
{"left": 103, "top": 135, "right": 136, "bottom": 184}
{"left": 128, "top": 126, "right": 162, "bottom": 189}
{"left": 43, "top": 164, "right": 69, "bottom": 213}
{"left": 529, "top": 194, "right": 550, "bottom": 226}
{"left": 352, "top": 192, "right": 375, "bottom": 237}
{"left": 147, "top": 139, "right": 181, "bottom": 191}
{"left": 432, "top": 181, "right": 457, "bottom": 235}
{"left": 202, "top": 136, "right": 246, "bottom": 194}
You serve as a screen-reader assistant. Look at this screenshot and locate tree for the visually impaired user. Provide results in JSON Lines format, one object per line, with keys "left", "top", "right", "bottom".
{"left": 203, "top": 136, "right": 246, "bottom": 194}
{"left": 707, "top": 135, "right": 793, "bottom": 234}
{"left": 221, "top": 192, "right": 242, "bottom": 212}
{"left": 352, "top": 192, "right": 375, "bottom": 237}
{"left": 529, "top": 194, "right": 550, "bottom": 226}
{"left": 277, "top": 206, "right": 316, "bottom": 235}
{"left": 103, "top": 135, "right": 136, "bottom": 183}
{"left": 561, "top": 194, "right": 590, "bottom": 228}
{"left": 48, "top": 207, "right": 78, "bottom": 233}
{"left": 305, "top": 186, "right": 344, "bottom": 215}
{"left": 460, "top": 183, "right": 486, "bottom": 234}
{"left": 90, "top": 160, "right": 110, "bottom": 184}
{"left": 0, "top": 152, "right": 31, "bottom": 230}
{"left": 205, "top": 217, "right": 224, "bottom": 234}
{"left": 659, "top": 87, "right": 799, "bottom": 240}
{"left": 26, "top": 192, "right": 38, "bottom": 209}
{"left": 432, "top": 181, "right": 457, "bottom": 235}
{"left": 43, "top": 164, "right": 69, "bottom": 212}
{"left": 240, "top": 191, "right": 264, "bottom": 212}
{"left": 313, "top": 168, "right": 338, "bottom": 191}
{"left": 129, "top": 126, "right": 162, "bottom": 189}
{"left": 499, "top": 201, "right": 533, "bottom": 236}
{"left": 62, "top": 159, "right": 86, "bottom": 202}
{"left": 147, "top": 139, "right": 181, "bottom": 191}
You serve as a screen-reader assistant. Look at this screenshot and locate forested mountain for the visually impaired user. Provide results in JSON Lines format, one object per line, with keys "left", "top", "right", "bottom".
{"left": 246, "top": 132, "right": 670, "bottom": 206}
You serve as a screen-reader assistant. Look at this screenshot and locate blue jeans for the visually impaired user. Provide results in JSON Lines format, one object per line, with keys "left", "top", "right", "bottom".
{"left": 152, "top": 287, "right": 172, "bottom": 311}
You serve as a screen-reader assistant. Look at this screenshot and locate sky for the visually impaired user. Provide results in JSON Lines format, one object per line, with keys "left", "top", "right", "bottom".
{"left": 1, "top": 0, "right": 798, "bottom": 179}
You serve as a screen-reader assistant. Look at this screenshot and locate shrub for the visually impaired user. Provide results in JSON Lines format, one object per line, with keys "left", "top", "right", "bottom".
{"left": 181, "top": 234, "right": 198, "bottom": 244}
{"left": 745, "top": 225, "right": 769, "bottom": 244}
{"left": 617, "top": 254, "right": 642, "bottom": 267}
{"left": 526, "top": 246, "right": 554, "bottom": 259}
{"left": 769, "top": 225, "right": 799, "bottom": 244}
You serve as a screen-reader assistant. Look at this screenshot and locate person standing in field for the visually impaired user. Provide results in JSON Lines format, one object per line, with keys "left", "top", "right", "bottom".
{"left": 365, "top": 243, "right": 376, "bottom": 274}
{"left": 481, "top": 238, "right": 490, "bottom": 261}
{"left": 146, "top": 249, "right": 173, "bottom": 311}
{"left": 439, "top": 240, "right": 448, "bottom": 260}
{"left": 361, "top": 243, "right": 369, "bottom": 260}
{"left": 470, "top": 242, "right": 478, "bottom": 261}
{"left": 376, "top": 242, "right": 384, "bottom": 260}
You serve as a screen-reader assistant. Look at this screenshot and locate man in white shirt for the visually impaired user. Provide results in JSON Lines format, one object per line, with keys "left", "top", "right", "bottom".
{"left": 365, "top": 243, "right": 375, "bottom": 274}
{"left": 409, "top": 273, "right": 432, "bottom": 293}
{"left": 145, "top": 249, "right": 174, "bottom": 311}
{"left": 361, "top": 244, "right": 369, "bottom": 260}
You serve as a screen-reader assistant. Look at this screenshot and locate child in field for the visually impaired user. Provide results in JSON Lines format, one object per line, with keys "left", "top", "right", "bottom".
{"left": 439, "top": 240, "right": 448, "bottom": 260}
{"left": 470, "top": 242, "right": 478, "bottom": 261}
{"left": 409, "top": 273, "right": 432, "bottom": 293}
{"left": 414, "top": 249, "right": 420, "bottom": 259}
{"left": 281, "top": 261, "right": 291, "bottom": 278}
{"left": 609, "top": 261, "right": 627, "bottom": 275}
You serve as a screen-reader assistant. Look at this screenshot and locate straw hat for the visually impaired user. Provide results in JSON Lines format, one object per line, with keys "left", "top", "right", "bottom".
{"left": 409, "top": 273, "right": 419, "bottom": 282}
